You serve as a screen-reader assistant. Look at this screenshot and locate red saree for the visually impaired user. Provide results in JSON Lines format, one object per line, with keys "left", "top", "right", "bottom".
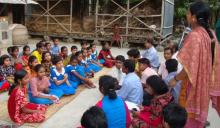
{"left": 177, "top": 27, "right": 220, "bottom": 127}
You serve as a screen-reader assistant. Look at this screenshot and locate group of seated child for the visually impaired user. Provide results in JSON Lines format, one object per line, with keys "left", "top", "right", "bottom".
{"left": 78, "top": 37, "right": 187, "bottom": 128}
{"left": 0, "top": 37, "right": 187, "bottom": 127}
{"left": 0, "top": 38, "right": 117, "bottom": 125}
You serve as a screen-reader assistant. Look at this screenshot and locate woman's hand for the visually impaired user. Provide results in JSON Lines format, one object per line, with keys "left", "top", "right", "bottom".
{"left": 168, "top": 78, "right": 177, "bottom": 88}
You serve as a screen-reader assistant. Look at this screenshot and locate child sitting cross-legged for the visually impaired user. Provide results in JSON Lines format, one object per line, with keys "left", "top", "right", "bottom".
{"left": 29, "top": 64, "right": 63, "bottom": 105}
{"left": 86, "top": 47, "right": 102, "bottom": 71}
{"left": 98, "top": 42, "right": 115, "bottom": 68}
{"left": 50, "top": 56, "right": 77, "bottom": 95}
{"left": 0, "top": 55, "right": 15, "bottom": 91}
{"left": 41, "top": 51, "right": 53, "bottom": 77}
{"left": 66, "top": 55, "right": 95, "bottom": 89}
{"left": 8, "top": 69, "right": 47, "bottom": 125}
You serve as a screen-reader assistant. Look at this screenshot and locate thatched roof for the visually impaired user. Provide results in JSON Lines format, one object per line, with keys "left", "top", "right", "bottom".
{"left": 0, "top": 0, "right": 38, "bottom": 4}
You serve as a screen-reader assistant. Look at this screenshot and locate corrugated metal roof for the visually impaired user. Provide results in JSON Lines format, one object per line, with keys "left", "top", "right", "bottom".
{"left": 0, "top": 0, "right": 38, "bottom": 4}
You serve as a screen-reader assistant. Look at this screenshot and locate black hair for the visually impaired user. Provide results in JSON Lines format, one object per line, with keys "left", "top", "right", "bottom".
{"left": 138, "top": 58, "right": 151, "bottom": 67}
{"left": 36, "top": 41, "right": 44, "bottom": 49}
{"left": 115, "top": 55, "right": 125, "bottom": 62}
{"left": 101, "top": 41, "right": 110, "bottom": 47}
{"left": 163, "top": 103, "right": 187, "bottom": 128}
{"left": 71, "top": 45, "right": 78, "bottom": 51}
{"left": 0, "top": 54, "right": 10, "bottom": 65}
{"left": 45, "top": 42, "right": 51, "bottom": 47}
{"left": 81, "top": 40, "right": 88, "bottom": 46}
{"left": 81, "top": 106, "right": 107, "bottom": 128}
{"left": 165, "top": 59, "right": 178, "bottom": 73}
{"left": 87, "top": 47, "right": 92, "bottom": 51}
{"left": 142, "top": 91, "right": 154, "bottom": 106}
{"left": 42, "top": 51, "right": 52, "bottom": 63}
{"left": 123, "top": 59, "right": 135, "bottom": 73}
{"left": 99, "top": 75, "right": 117, "bottom": 99}
{"left": 34, "top": 64, "right": 44, "bottom": 72}
{"left": 9, "top": 69, "right": 27, "bottom": 95}
{"left": 11, "top": 46, "right": 19, "bottom": 53}
{"left": 90, "top": 43, "right": 96, "bottom": 48}
{"left": 146, "top": 35, "right": 154, "bottom": 44}
{"left": 23, "top": 45, "right": 30, "bottom": 55}
{"left": 75, "top": 51, "right": 82, "bottom": 57}
{"left": 28, "top": 56, "right": 37, "bottom": 68}
{"left": 61, "top": 46, "right": 67, "bottom": 52}
{"left": 53, "top": 38, "right": 59, "bottom": 42}
{"left": 190, "top": 1, "right": 215, "bottom": 64}
{"left": 127, "top": 48, "right": 140, "bottom": 58}
{"left": 7, "top": 47, "right": 12, "bottom": 54}
{"left": 52, "top": 56, "right": 63, "bottom": 65}
{"left": 70, "top": 55, "right": 78, "bottom": 62}
{"left": 164, "top": 47, "right": 173, "bottom": 54}
{"left": 146, "top": 75, "right": 169, "bottom": 95}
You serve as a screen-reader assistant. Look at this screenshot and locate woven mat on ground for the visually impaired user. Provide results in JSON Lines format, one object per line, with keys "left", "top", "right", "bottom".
{"left": 0, "top": 68, "right": 112, "bottom": 127}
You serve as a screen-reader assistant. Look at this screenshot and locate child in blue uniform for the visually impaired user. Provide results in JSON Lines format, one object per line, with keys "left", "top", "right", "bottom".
{"left": 50, "top": 56, "right": 77, "bottom": 95}
{"left": 86, "top": 47, "right": 102, "bottom": 72}
{"left": 65, "top": 55, "right": 95, "bottom": 88}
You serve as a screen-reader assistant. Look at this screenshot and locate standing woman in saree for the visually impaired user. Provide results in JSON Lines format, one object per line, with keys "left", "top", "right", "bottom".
{"left": 169, "top": 1, "right": 220, "bottom": 128}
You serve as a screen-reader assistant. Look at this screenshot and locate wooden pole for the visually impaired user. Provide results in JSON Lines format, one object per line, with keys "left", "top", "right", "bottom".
{"left": 95, "top": 0, "right": 99, "bottom": 38}
{"left": 70, "top": 0, "right": 73, "bottom": 32}
{"left": 47, "top": 0, "right": 49, "bottom": 33}
{"left": 125, "top": 0, "right": 129, "bottom": 44}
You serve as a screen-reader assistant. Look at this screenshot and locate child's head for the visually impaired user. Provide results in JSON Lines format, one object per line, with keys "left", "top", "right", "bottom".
{"left": 144, "top": 36, "right": 154, "bottom": 49}
{"left": 9, "top": 69, "right": 28, "bottom": 95}
{"left": 164, "top": 47, "right": 173, "bottom": 60}
{"left": 81, "top": 106, "right": 107, "bottom": 128}
{"left": 36, "top": 41, "right": 44, "bottom": 54}
{"left": 167, "top": 40, "right": 174, "bottom": 49}
{"left": 127, "top": 48, "right": 140, "bottom": 61}
{"left": 99, "top": 75, "right": 117, "bottom": 99}
{"left": 23, "top": 45, "right": 30, "bottom": 56}
{"left": 165, "top": 59, "right": 178, "bottom": 73}
{"left": 34, "top": 64, "right": 45, "bottom": 79}
{"left": 90, "top": 43, "right": 96, "bottom": 52}
{"left": 7, "top": 46, "right": 12, "bottom": 56}
{"left": 81, "top": 40, "right": 88, "bottom": 50}
{"left": 28, "top": 56, "right": 38, "bottom": 69}
{"left": 82, "top": 49, "right": 88, "bottom": 57}
{"left": 61, "top": 46, "right": 68, "bottom": 56}
{"left": 138, "top": 58, "right": 151, "bottom": 72}
{"left": 75, "top": 51, "right": 83, "bottom": 62}
{"left": 115, "top": 55, "right": 125, "bottom": 69}
{"left": 146, "top": 75, "right": 168, "bottom": 96}
{"left": 52, "top": 56, "right": 63, "bottom": 70}
{"left": 42, "top": 51, "right": 52, "bottom": 63}
{"left": 101, "top": 42, "right": 110, "bottom": 50}
{"left": 122, "top": 59, "right": 135, "bottom": 74}
{"left": 11, "top": 46, "right": 19, "bottom": 57}
{"left": 87, "top": 47, "right": 92, "bottom": 56}
{"left": 70, "top": 55, "right": 78, "bottom": 66}
{"left": 53, "top": 38, "right": 60, "bottom": 45}
{"left": 163, "top": 103, "right": 187, "bottom": 128}
{"left": 45, "top": 42, "right": 51, "bottom": 51}
{"left": 71, "top": 45, "right": 78, "bottom": 55}
{"left": 0, "top": 54, "right": 11, "bottom": 66}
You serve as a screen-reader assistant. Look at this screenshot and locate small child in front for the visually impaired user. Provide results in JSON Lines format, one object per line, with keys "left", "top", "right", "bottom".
{"left": 98, "top": 42, "right": 115, "bottom": 68}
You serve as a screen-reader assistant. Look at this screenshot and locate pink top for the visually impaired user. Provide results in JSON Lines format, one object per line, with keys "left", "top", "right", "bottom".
{"left": 141, "top": 67, "right": 158, "bottom": 84}
{"left": 30, "top": 76, "right": 50, "bottom": 96}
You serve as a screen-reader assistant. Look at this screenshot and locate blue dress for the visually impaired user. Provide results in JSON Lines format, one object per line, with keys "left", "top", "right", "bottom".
{"left": 28, "top": 85, "right": 63, "bottom": 105}
{"left": 65, "top": 64, "right": 87, "bottom": 85}
{"left": 50, "top": 67, "right": 77, "bottom": 95}
{"left": 86, "top": 56, "right": 102, "bottom": 72}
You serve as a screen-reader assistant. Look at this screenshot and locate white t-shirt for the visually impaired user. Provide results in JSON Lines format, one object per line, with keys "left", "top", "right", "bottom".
{"left": 172, "top": 52, "right": 183, "bottom": 73}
